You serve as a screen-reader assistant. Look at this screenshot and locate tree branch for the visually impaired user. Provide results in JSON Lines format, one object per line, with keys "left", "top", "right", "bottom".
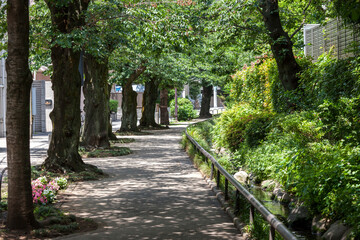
{"left": 290, "top": 0, "right": 312, "bottom": 39}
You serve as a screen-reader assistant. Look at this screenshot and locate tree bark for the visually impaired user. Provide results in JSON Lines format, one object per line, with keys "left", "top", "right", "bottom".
{"left": 139, "top": 77, "right": 160, "bottom": 127}
{"left": 6, "top": 0, "right": 39, "bottom": 230}
{"left": 43, "top": 0, "right": 90, "bottom": 172}
{"left": 81, "top": 54, "right": 110, "bottom": 149}
{"left": 199, "top": 81, "right": 212, "bottom": 118}
{"left": 259, "top": 0, "right": 301, "bottom": 91}
{"left": 119, "top": 64, "right": 146, "bottom": 132}
{"left": 160, "top": 88, "right": 170, "bottom": 125}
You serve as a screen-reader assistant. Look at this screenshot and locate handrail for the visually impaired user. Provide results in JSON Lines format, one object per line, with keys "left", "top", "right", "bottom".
{"left": 185, "top": 130, "right": 298, "bottom": 240}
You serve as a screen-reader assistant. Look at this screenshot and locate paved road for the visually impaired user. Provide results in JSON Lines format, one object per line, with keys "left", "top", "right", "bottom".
{"left": 0, "top": 120, "right": 123, "bottom": 169}
{"left": 57, "top": 124, "right": 245, "bottom": 240}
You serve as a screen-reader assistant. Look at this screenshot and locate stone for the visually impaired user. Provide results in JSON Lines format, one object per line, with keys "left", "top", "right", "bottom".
{"left": 280, "top": 192, "right": 291, "bottom": 204}
{"left": 311, "top": 215, "right": 329, "bottom": 235}
{"left": 234, "top": 171, "right": 249, "bottom": 184}
{"left": 287, "top": 205, "right": 311, "bottom": 230}
{"left": 340, "top": 228, "right": 354, "bottom": 240}
{"left": 261, "top": 179, "right": 276, "bottom": 190}
{"left": 322, "top": 221, "right": 349, "bottom": 240}
{"left": 273, "top": 187, "right": 283, "bottom": 196}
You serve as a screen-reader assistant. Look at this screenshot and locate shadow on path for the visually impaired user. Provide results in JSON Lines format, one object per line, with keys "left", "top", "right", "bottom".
{"left": 57, "top": 124, "right": 244, "bottom": 240}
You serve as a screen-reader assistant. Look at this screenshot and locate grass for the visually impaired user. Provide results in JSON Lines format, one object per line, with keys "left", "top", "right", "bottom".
{"left": 115, "top": 130, "right": 152, "bottom": 136}
{"left": 81, "top": 146, "right": 132, "bottom": 158}
{"left": 110, "top": 138, "right": 135, "bottom": 144}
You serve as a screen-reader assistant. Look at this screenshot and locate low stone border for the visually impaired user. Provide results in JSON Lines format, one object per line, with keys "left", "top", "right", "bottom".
{"left": 200, "top": 173, "right": 251, "bottom": 239}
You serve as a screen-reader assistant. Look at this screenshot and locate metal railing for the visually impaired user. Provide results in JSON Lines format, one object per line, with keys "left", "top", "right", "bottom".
{"left": 0, "top": 167, "right": 7, "bottom": 201}
{"left": 185, "top": 130, "right": 298, "bottom": 240}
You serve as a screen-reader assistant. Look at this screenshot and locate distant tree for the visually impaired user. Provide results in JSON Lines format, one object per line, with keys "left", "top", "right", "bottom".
{"left": 5, "top": 0, "right": 39, "bottom": 230}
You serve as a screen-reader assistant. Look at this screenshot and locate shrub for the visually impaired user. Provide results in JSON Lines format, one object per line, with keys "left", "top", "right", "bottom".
{"left": 244, "top": 112, "right": 275, "bottom": 147}
{"left": 32, "top": 177, "right": 59, "bottom": 205}
{"left": 318, "top": 97, "right": 360, "bottom": 145}
{"left": 55, "top": 177, "right": 68, "bottom": 189}
{"left": 32, "top": 177, "right": 65, "bottom": 205}
{"left": 280, "top": 142, "right": 360, "bottom": 229}
{"left": 228, "top": 57, "right": 276, "bottom": 111}
{"left": 109, "top": 99, "right": 118, "bottom": 113}
{"left": 212, "top": 103, "right": 259, "bottom": 151}
{"left": 299, "top": 53, "right": 360, "bottom": 109}
{"left": 170, "top": 98, "right": 197, "bottom": 121}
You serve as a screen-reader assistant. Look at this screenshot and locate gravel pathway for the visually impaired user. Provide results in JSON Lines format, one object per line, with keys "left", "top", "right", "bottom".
{"left": 57, "top": 123, "right": 244, "bottom": 240}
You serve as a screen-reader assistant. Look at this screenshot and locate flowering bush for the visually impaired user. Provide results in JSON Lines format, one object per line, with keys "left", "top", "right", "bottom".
{"left": 55, "top": 177, "right": 67, "bottom": 189}
{"left": 32, "top": 177, "right": 62, "bottom": 205}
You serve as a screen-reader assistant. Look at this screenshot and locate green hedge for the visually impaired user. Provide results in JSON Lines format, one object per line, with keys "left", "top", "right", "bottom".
{"left": 109, "top": 99, "right": 118, "bottom": 113}
{"left": 170, "top": 98, "right": 197, "bottom": 121}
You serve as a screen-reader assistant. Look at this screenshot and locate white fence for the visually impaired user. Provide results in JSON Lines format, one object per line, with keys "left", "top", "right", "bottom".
{"left": 304, "top": 19, "right": 360, "bottom": 60}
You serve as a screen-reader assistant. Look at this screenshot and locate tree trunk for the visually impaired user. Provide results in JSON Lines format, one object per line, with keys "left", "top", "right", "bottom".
{"left": 120, "top": 82, "right": 138, "bottom": 131}
{"left": 199, "top": 81, "right": 212, "bottom": 118}
{"left": 119, "top": 64, "right": 147, "bottom": 132}
{"left": 81, "top": 54, "right": 110, "bottom": 149}
{"left": 6, "top": 0, "right": 39, "bottom": 230}
{"left": 43, "top": 0, "right": 90, "bottom": 172}
{"left": 259, "top": 0, "right": 301, "bottom": 91}
{"left": 160, "top": 88, "right": 170, "bottom": 125}
{"left": 139, "top": 77, "right": 160, "bottom": 127}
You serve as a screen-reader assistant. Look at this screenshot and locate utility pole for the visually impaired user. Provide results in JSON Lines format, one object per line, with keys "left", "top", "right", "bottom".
{"left": 174, "top": 87, "right": 178, "bottom": 121}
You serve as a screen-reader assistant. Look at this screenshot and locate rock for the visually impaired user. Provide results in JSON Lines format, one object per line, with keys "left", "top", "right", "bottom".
{"left": 287, "top": 205, "right": 311, "bottom": 230}
{"left": 311, "top": 215, "right": 329, "bottom": 235}
{"left": 340, "top": 228, "right": 354, "bottom": 240}
{"left": 280, "top": 192, "right": 291, "bottom": 204}
{"left": 261, "top": 179, "right": 276, "bottom": 190}
{"left": 322, "top": 221, "right": 349, "bottom": 240}
{"left": 272, "top": 187, "right": 288, "bottom": 202}
{"left": 273, "top": 187, "right": 283, "bottom": 196}
{"left": 234, "top": 171, "right": 249, "bottom": 184}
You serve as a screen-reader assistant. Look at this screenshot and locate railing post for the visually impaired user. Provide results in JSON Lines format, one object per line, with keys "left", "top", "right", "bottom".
{"left": 235, "top": 189, "right": 240, "bottom": 214}
{"left": 224, "top": 178, "right": 229, "bottom": 200}
{"left": 216, "top": 169, "right": 220, "bottom": 187}
{"left": 250, "top": 205, "right": 255, "bottom": 225}
{"left": 269, "top": 226, "right": 275, "bottom": 240}
{"left": 210, "top": 163, "right": 214, "bottom": 179}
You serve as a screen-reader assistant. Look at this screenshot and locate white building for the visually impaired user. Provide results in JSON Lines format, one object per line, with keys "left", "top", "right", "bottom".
{"left": 0, "top": 49, "right": 6, "bottom": 137}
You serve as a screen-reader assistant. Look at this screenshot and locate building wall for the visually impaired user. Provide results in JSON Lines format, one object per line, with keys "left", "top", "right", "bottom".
{"left": 32, "top": 80, "right": 46, "bottom": 133}
{"left": 304, "top": 19, "right": 360, "bottom": 60}
{"left": 0, "top": 54, "right": 6, "bottom": 137}
{"left": 45, "top": 81, "right": 53, "bottom": 132}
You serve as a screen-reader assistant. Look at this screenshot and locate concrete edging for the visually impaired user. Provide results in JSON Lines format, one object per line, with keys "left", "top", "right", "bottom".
{"left": 197, "top": 172, "right": 250, "bottom": 239}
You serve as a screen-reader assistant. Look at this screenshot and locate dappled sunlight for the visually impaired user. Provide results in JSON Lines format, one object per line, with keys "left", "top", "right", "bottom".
{"left": 57, "top": 126, "right": 243, "bottom": 240}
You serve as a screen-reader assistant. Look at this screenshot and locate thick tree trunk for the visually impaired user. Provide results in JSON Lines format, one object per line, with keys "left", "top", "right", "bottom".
{"left": 199, "top": 82, "right": 212, "bottom": 118}
{"left": 119, "top": 64, "right": 147, "bottom": 132}
{"left": 43, "top": 0, "right": 90, "bottom": 172}
{"left": 160, "top": 88, "right": 170, "bottom": 125}
{"left": 81, "top": 54, "right": 110, "bottom": 149}
{"left": 6, "top": 0, "right": 39, "bottom": 230}
{"left": 139, "top": 77, "right": 160, "bottom": 127}
{"left": 260, "top": 0, "right": 301, "bottom": 91}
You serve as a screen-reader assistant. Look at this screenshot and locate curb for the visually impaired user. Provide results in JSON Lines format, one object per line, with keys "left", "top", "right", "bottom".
{"left": 202, "top": 175, "right": 251, "bottom": 239}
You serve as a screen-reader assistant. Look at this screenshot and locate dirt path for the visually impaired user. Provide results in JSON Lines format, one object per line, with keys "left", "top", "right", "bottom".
{"left": 57, "top": 124, "right": 244, "bottom": 240}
